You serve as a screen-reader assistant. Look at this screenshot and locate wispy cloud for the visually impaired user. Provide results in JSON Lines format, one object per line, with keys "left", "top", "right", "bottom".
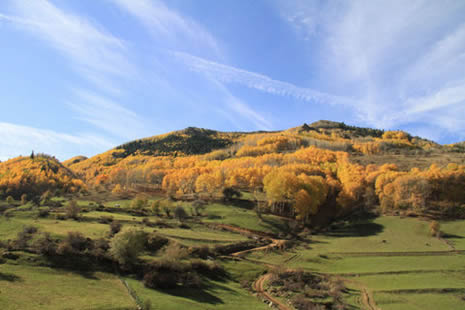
{"left": 278, "top": 0, "right": 465, "bottom": 139}
{"left": 109, "top": 0, "right": 221, "bottom": 57}
{"left": 68, "top": 90, "right": 147, "bottom": 140}
{"left": 0, "top": 122, "right": 113, "bottom": 161}
{"left": 1, "top": 0, "right": 147, "bottom": 145}
{"left": 2, "top": 0, "right": 134, "bottom": 85}
{"left": 173, "top": 51, "right": 355, "bottom": 107}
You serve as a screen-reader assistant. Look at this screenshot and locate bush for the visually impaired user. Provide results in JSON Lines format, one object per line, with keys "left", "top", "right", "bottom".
{"left": 192, "top": 200, "right": 207, "bottom": 216}
{"left": 131, "top": 195, "right": 148, "bottom": 211}
{"left": 20, "top": 194, "right": 27, "bottom": 205}
{"left": 151, "top": 201, "right": 161, "bottom": 216}
{"left": 57, "top": 232, "right": 90, "bottom": 255}
{"left": 110, "top": 221, "right": 122, "bottom": 235}
{"left": 430, "top": 220, "right": 441, "bottom": 237}
{"left": 99, "top": 216, "right": 114, "bottom": 224}
{"left": 32, "top": 232, "right": 56, "bottom": 255}
{"left": 174, "top": 206, "right": 188, "bottom": 222}
{"left": 92, "top": 238, "right": 110, "bottom": 258}
{"left": 6, "top": 196, "right": 14, "bottom": 205}
{"left": 13, "top": 226, "right": 38, "bottom": 249}
{"left": 223, "top": 187, "right": 241, "bottom": 201}
{"left": 109, "top": 229, "right": 146, "bottom": 265}
{"left": 143, "top": 270, "right": 177, "bottom": 289}
{"left": 142, "top": 217, "right": 151, "bottom": 226}
{"left": 146, "top": 233, "right": 169, "bottom": 252}
{"left": 65, "top": 200, "right": 81, "bottom": 220}
{"left": 38, "top": 208, "right": 50, "bottom": 218}
{"left": 163, "top": 243, "right": 188, "bottom": 260}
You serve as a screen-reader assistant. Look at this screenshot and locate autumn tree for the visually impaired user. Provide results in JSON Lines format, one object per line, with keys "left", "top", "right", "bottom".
{"left": 65, "top": 200, "right": 81, "bottom": 220}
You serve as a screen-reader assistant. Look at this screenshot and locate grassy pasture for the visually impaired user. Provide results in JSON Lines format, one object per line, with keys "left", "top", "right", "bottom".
{"left": 0, "top": 263, "right": 134, "bottom": 310}
{"left": 125, "top": 259, "right": 267, "bottom": 310}
{"left": 441, "top": 220, "right": 465, "bottom": 250}
{"left": 374, "top": 292, "right": 465, "bottom": 310}
{"left": 242, "top": 215, "right": 465, "bottom": 309}
{"left": 125, "top": 277, "right": 267, "bottom": 310}
{"left": 203, "top": 203, "right": 287, "bottom": 234}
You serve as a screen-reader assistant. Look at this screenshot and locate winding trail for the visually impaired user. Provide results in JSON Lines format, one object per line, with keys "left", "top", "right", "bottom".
{"left": 253, "top": 273, "right": 293, "bottom": 310}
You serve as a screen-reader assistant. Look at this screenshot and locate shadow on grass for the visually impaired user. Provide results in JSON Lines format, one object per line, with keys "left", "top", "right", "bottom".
{"left": 260, "top": 217, "right": 289, "bottom": 235}
{"left": 324, "top": 220, "right": 384, "bottom": 237}
{"left": 442, "top": 233, "right": 464, "bottom": 239}
{"left": 225, "top": 199, "right": 255, "bottom": 210}
{"left": 159, "top": 279, "right": 234, "bottom": 305}
{"left": 0, "top": 271, "right": 22, "bottom": 282}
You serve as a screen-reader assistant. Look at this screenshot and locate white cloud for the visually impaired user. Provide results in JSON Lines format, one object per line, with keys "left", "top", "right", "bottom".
{"left": 1, "top": 0, "right": 134, "bottom": 88}
{"left": 0, "top": 122, "right": 113, "bottom": 161}
{"left": 109, "top": 0, "right": 221, "bottom": 56}
{"left": 173, "top": 51, "right": 356, "bottom": 107}
{"left": 278, "top": 0, "right": 465, "bottom": 139}
{"left": 68, "top": 90, "right": 147, "bottom": 140}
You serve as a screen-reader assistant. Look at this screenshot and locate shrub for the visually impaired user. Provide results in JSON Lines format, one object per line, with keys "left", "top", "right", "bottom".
{"left": 192, "top": 200, "right": 207, "bottom": 216}
{"left": 20, "top": 194, "right": 27, "bottom": 205}
{"left": 222, "top": 187, "right": 241, "bottom": 201}
{"left": 65, "top": 200, "right": 81, "bottom": 220}
{"left": 131, "top": 195, "right": 148, "bottom": 211}
{"left": 163, "top": 206, "right": 172, "bottom": 217}
{"left": 99, "top": 216, "right": 114, "bottom": 224}
{"left": 146, "top": 233, "right": 169, "bottom": 252}
{"left": 143, "top": 270, "right": 177, "bottom": 289}
{"left": 57, "top": 232, "right": 90, "bottom": 255}
{"left": 32, "top": 232, "right": 56, "bottom": 255}
{"left": 174, "top": 206, "right": 188, "bottom": 222}
{"left": 13, "top": 226, "right": 38, "bottom": 249}
{"left": 142, "top": 217, "right": 151, "bottom": 226}
{"left": 110, "top": 221, "right": 122, "bottom": 235}
{"left": 6, "top": 196, "right": 14, "bottom": 205}
{"left": 38, "top": 208, "right": 50, "bottom": 218}
{"left": 163, "top": 243, "right": 188, "bottom": 260}
{"left": 151, "top": 201, "right": 161, "bottom": 216}
{"left": 109, "top": 229, "right": 146, "bottom": 265}
{"left": 430, "top": 220, "right": 441, "bottom": 237}
{"left": 40, "top": 190, "right": 51, "bottom": 205}
{"left": 92, "top": 238, "right": 110, "bottom": 258}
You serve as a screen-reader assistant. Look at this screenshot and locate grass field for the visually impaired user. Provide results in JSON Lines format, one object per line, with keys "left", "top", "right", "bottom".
{"left": 244, "top": 216, "right": 465, "bottom": 309}
{"left": 203, "top": 203, "right": 288, "bottom": 234}
{"left": 1, "top": 196, "right": 464, "bottom": 310}
{"left": 0, "top": 263, "right": 135, "bottom": 310}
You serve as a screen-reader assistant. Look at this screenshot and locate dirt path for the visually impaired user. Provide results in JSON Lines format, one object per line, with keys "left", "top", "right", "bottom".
{"left": 209, "top": 223, "right": 274, "bottom": 238}
{"left": 361, "top": 287, "right": 379, "bottom": 310}
{"left": 232, "top": 239, "right": 286, "bottom": 257}
{"left": 343, "top": 277, "right": 380, "bottom": 310}
{"left": 253, "top": 273, "right": 293, "bottom": 310}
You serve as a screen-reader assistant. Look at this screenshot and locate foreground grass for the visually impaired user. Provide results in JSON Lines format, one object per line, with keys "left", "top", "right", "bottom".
{"left": 126, "top": 276, "right": 267, "bottom": 310}
{"left": 374, "top": 292, "right": 465, "bottom": 310}
{"left": 0, "top": 263, "right": 135, "bottom": 310}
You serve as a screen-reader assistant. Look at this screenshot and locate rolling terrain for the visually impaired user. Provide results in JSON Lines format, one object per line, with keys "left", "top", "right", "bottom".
{"left": 1, "top": 121, "right": 465, "bottom": 309}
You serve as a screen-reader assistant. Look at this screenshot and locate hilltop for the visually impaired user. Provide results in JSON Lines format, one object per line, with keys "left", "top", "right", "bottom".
{"left": 66, "top": 120, "right": 458, "bottom": 179}
{"left": 0, "top": 154, "right": 85, "bottom": 200}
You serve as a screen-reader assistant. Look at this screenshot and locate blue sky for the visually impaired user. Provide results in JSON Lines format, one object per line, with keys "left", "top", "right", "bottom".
{"left": 1, "top": 0, "right": 465, "bottom": 161}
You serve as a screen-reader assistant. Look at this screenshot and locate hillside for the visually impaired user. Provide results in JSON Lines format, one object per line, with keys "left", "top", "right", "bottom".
{"left": 0, "top": 154, "right": 85, "bottom": 200}
{"left": 1, "top": 121, "right": 465, "bottom": 310}
{"left": 61, "top": 121, "right": 465, "bottom": 225}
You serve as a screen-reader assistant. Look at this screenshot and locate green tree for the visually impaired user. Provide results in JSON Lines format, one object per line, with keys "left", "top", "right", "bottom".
{"left": 109, "top": 229, "right": 146, "bottom": 265}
